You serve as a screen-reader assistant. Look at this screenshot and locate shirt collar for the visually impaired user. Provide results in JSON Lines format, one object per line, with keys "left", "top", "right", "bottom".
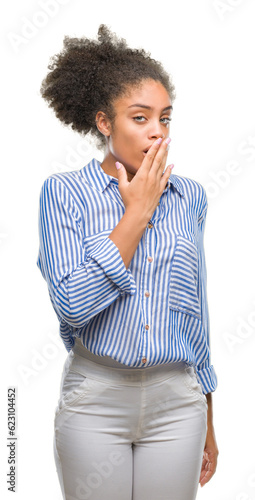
{"left": 165, "top": 174, "right": 184, "bottom": 197}
{"left": 81, "top": 158, "right": 184, "bottom": 197}
{"left": 80, "top": 158, "right": 117, "bottom": 192}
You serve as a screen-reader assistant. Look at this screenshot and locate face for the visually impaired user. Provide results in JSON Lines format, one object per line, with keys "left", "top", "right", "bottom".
{"left": 99, "top": 79, "right": 172, "bottom": 180}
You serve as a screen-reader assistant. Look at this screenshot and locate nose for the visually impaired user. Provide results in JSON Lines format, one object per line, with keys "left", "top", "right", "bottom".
{"left": 148, "top": 120, "right": 165, "bottom": 140}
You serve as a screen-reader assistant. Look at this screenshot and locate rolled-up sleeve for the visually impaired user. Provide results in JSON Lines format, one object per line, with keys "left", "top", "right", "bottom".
{"left": 37, "top": 177, "right": 137, "bottom": 328}
{"left": 196, "top": 188, "right": 218, "bottom": 394}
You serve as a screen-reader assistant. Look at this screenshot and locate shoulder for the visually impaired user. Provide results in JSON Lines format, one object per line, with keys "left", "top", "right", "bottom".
{"left": 38, "top": 168, "right": 91, "bottom": 221}
{"left": 40, "top": 158, "right": 103, "bottom": 197}
{"left": 171, "top": 173, "right": 208, "bottom": 220}
{"left": 172, "top": 173, "right": 206, "bottom": 198}
{"left": 39, "top": 166, "right": 91, "bottom": 205}
{"left": 41, "top": 168, "right": 83, "bottom": 191}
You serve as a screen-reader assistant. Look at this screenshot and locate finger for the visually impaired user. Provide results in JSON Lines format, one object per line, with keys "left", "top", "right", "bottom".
{"left": 199, "top": 456, "right": 217, "bottom": 487}
{"left": 155, "top": 148, "right": 169, "bottom": 180}
{"left": 150, "top": 137, "right": 171, "bottom": 175}
{"left": 115, "top": 161, "right": 129, "bottom": 190}
{"left": 159, "top": 164, "right": 174, "bottom": 190}
{"left": 200, "top": 468, "right": 215, "bottom": 487}
{"left": 140, "top": 137, "right": 165, "bottom": 172}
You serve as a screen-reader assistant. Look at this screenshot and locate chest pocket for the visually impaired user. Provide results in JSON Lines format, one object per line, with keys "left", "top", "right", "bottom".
{"left": 169, "top": 235, "right": 201, "bottom": 319}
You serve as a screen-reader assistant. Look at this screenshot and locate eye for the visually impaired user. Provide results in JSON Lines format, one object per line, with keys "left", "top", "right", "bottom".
{"left": 133, "top": 116, "right": 146, "bottom": 122}
{"left": 160, "top": 117, "right": 172, "bottom": 125}
{"left": 132, "top": 116, "right": 172, "bottom": 124}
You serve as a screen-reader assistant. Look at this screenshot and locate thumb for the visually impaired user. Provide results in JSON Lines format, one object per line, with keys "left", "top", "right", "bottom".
{"left": 115, "top": 161, "right": 129, "bottom": 189}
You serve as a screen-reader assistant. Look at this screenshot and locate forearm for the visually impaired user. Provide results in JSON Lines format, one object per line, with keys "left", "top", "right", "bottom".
{"left": 109, "top": 208, "right": 148, "bottom": 269}
{"left": 200, "top": 392, "right": 219, "bottom": 487}
{"left": 206, "top": 392, "right": 215, "bottom": 432}
{"left": 109, "top": 139, "right": 173, "bottom": 269}
{"left": 52, "top": 237, "right": 137, "bottom": 327}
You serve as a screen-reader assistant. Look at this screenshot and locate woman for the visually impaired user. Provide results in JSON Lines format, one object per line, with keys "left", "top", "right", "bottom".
{"left": 37, "top": 24, "right": 218, "bottom": 500}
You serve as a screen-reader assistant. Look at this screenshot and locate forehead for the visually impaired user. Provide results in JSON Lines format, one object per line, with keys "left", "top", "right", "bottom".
{"left": 113, "top": 79, "right": 172, "bottom": 111}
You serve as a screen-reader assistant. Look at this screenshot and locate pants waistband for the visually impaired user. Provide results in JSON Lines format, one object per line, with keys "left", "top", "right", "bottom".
{"left": 70, "top": 338, "right": 188, "bottom": 386}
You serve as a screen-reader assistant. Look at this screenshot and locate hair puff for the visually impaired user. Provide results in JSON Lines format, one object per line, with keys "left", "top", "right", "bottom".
{"left": 40, "top": 24, "right": 176, "bottom": 150}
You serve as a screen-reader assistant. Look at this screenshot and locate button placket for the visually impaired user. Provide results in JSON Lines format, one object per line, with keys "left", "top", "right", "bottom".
{"left": 141, "top": 224, "right": 155, "bottom": 368}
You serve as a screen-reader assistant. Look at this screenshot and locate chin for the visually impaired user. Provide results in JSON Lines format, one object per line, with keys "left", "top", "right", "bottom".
{"left": 122, "top": 159, "right": 139, "bottom": 174}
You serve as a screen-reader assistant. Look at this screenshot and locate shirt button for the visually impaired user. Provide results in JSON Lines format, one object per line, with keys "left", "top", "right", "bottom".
{"left": 145, "top": 324, "right": 150, "bottom": 330}
{"left": 142, "top": 357, "right": 147, "bottom": 364}
{"left": 147, "top": 256, "right": 153, "bottom": 262}
{"left": 145, "top": 291, "right": 150, "bottom": 297}
{"left": 147, "top": 223, "right": 153, "bottom": 229}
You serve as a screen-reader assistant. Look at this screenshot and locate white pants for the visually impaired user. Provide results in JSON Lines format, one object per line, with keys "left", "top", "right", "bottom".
{"left": 54, "top": 341, "right": 208, "bottom": 500}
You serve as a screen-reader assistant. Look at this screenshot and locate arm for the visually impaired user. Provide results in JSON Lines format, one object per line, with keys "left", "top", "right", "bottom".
{"left": 109, "top": 138, "right": 173, "bottom": 268}
{"left": 199, "top": 392, "right": 219, "bottom": 487}
{"left": 195, "top": 188, "right": 218, "bottom": 394}
{"left": 196, "top": 188, "right": 219, "bottom": 486}
{"left": 37, "top": 176, "right": 137, "bottom": 329}
{"left": 37, "top": 138, "right": 172, "bottom": 329}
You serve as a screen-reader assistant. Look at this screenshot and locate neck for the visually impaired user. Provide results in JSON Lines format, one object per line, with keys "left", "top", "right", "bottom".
{"left": 100, "top": 151, "right": 118, "bottom": 179}
{"left": 100, "top": 150, "right": 135, "bottom": 182}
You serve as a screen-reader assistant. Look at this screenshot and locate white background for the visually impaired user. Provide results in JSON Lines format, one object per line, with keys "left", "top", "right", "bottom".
{"left": 1, "top": 0, "right": 255, "bottom": 499}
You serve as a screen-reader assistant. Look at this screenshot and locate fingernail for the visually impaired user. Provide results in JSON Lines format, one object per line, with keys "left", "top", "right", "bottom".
{"left": 156, "top": 138, "right": 163, "bottom": 145}
{"left": 165, "top": 137, "right": 171, "bottom": 145}
{"left": 170, "top": 164, "right": 174, "bottom": 170}
{"left": 115, "top": 162, "right": 122, "bottom": 170}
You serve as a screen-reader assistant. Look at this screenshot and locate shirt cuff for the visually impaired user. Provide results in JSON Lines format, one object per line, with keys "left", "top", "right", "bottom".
{"left": 88, "top": 237, "right": 137, "bottom": 295}
{"left": 196, "top": 364, "right": 218, "bottom": 394}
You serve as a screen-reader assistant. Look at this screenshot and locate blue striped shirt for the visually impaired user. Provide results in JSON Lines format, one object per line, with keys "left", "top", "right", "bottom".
{"left": 37, "top": 158, "right": 217, "bottom": 394}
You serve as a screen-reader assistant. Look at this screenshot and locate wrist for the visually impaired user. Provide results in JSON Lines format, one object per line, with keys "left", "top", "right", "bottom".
{"left": 124, "top": 206, "right": 150, "bottom": 228}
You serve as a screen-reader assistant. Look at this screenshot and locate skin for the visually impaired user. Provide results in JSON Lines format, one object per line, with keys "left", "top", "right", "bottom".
{"left": 98, "top": 79, "right": 172, "bottom": 181}
{"left": 200, "top": 392, "right": 219, "bottom": 487}
{"left": 96, "top": 78, "right": 219, "bottom": 487}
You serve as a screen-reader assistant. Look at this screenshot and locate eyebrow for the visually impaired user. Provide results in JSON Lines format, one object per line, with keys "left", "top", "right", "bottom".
{"left": 128, "top": 104, "right": 173, "bottom": 111}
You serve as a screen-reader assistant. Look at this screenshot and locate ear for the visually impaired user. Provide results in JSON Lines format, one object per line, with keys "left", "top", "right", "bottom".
{"left": 95, "top": 111, "right": 112, "bottom": 137}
